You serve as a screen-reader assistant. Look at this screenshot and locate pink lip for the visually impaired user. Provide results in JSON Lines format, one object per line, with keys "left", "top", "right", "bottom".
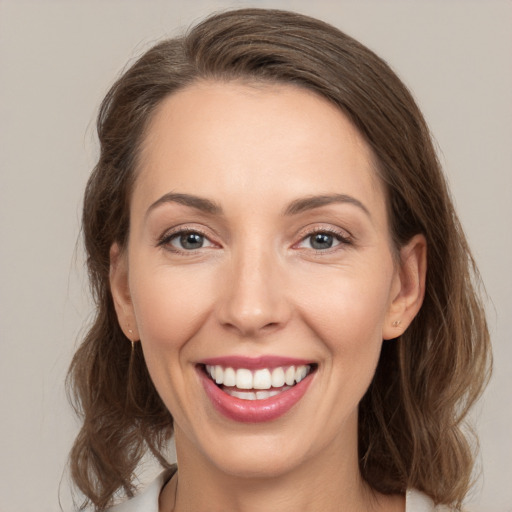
{"left": 197, "top": 364, "right": 315, "bottom": 423}
{"left": 199, "top": 355, "right": 312, "bottom": 370}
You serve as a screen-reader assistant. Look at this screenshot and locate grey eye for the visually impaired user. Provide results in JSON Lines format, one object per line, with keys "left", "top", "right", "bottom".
{"left": 170, "top": 232, "right": 212, "bottom": 250}
{"left": 296, "top": 230, "right": 347, "bottom": 251}
{"left": 309, "top": 233, "right": 335, "bottom": 250}
{"left": 181, "top": 233, "right": 204, "bottom": 249}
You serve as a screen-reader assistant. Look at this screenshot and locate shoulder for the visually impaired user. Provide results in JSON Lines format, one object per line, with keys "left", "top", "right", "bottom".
{"left": 107, "top": 468, "right": 176, "bottom": 512}
{"left": 406, "top": 489, "right": 453, "bottom": 512}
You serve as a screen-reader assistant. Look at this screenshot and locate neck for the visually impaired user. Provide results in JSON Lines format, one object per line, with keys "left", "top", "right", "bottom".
{"left": 160, "top": 426, "right": 403, "bottom": 512}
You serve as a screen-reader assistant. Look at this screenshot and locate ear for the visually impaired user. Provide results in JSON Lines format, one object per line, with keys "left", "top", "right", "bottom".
{"left": 109, "top": 242, "right": 139, "bottom": 341}
{"left": 382, "top": 234, "right": 427, "bottom": 340}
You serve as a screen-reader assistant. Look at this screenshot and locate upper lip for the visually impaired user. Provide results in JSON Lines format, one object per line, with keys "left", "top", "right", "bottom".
{"left": 197, "top": 355, "right": 315, "bottom": 370}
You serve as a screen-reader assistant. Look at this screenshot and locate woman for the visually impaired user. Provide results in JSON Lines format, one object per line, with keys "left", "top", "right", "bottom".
{"left": 68, "top": 8, "right": 491, "bottom": 512}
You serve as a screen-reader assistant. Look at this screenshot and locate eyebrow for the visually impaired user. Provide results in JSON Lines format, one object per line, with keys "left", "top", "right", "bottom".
{"left": 146, "top": 192, "right": 223, "bottom": 219}
{"left": 283, "top": 194, "right": 371, "bottom": 218}
{"left": 146, "top": 192, "right": 370, "bottom": 219}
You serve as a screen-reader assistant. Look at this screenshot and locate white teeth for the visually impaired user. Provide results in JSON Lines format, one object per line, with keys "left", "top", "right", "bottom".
{"left": 271, "top": 367, "right": 285, "bottom": 387}
{"left": 236, "top": 368, "right": 253, "bottom": 389}
{"left": 214, "top": 365, "right": 223, "bottom": 384}
{"left": 224, "top": 387, "right": 291, "bottom": 400}
{"left": 205, "top": 364, "right": 312, "bottom": 390}
{"left": 229, "top": 389, "right": 257, "bottom": 400}
{"left": 253, "top": 369, "right": 272, "bottom": 389}
{"left": 295, "top": 365, "right": 308, "bottom": 383}
{"left": 285, "top": 366, "right": 296, "bottom": 386}
{"left": 255, "top": 389, "right": 284, "bottom": 400}
{"left": 223, "top": 367, "right": 236, "bottom": 387}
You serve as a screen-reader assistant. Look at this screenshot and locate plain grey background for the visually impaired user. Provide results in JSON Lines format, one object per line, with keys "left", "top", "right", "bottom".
{"left": 0, "top": 1, "right": 510, "bottom": 511}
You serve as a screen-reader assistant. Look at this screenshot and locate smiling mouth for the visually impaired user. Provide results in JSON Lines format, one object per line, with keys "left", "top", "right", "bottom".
{"left": 202, "top": 364, "right": 317, "bottom": 401}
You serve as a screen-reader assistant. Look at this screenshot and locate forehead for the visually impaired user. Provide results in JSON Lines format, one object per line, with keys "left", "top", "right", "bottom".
{"left": 134, "top": 80, "right": 386, "bottom": 222}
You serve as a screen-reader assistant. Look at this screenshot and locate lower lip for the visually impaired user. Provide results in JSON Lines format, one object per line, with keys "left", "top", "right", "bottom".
{"left": 199, "top": 367, "right": 314, "bottom": 423}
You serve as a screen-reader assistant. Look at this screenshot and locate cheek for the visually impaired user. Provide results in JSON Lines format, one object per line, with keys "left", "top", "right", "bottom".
{"left": 129, "top": 263, "right": 217, "bottom": 354}
{"left": 127, "top": 262, "right": 220, "bottom": 420}
{"left": 291, "top": 261, "right": 395, "bottom": 401}
{"left": 297, "top": 266, "right": 393, "bottom": 345}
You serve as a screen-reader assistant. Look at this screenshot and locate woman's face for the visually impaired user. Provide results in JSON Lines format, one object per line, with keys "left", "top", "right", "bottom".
{"left": 111, "top": 81, "right": 425, "bottom": 479}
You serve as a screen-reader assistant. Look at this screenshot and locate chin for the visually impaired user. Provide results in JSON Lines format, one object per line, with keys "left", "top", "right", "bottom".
{"left": 209, "top": 445, "right": 305, "bottom": 480}
{"left": 192, "top": 424, "right": 319, "bottom": 481}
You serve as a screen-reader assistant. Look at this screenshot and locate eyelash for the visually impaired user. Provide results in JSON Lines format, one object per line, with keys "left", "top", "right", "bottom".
{"left": 157, "top": 226, "right": 214, "bottom": 254}
{"left": 295, "top": 226, "right": 353, "bottom": 254}
{"left": 157, "top": 226, "right": 353, "bottom": 255}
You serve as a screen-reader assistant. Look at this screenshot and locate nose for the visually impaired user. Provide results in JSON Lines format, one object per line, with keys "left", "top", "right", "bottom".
{"left": 215, "top": 243, "right": 291, "bottom": 338}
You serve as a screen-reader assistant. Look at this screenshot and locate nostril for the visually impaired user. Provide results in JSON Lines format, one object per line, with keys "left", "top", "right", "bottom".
{"left": 221, "top": 320, "right": 283, "bottom": 339}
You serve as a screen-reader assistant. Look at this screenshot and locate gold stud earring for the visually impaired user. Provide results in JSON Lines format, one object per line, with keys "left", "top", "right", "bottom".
{"left": 392, "top": 320, "right": 401, "bottom": 327}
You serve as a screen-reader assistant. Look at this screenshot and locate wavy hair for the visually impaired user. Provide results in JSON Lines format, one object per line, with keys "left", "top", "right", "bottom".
{"left": 68, "top": 8, "right": 491, "bottom": 510}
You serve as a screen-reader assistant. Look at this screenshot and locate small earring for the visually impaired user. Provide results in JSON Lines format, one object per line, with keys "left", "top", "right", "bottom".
{"left": 392, "top": 320, "right": 401, "bottom": 327}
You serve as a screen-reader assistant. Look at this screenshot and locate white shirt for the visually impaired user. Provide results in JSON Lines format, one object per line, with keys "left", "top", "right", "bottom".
{"left": 108, "top": 469, "right": 448, "bottom": 511}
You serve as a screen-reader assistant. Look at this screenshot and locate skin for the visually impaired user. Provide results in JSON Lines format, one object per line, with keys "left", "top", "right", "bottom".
{"left": 110, "top": 81, "right": 426, "bottom": 512}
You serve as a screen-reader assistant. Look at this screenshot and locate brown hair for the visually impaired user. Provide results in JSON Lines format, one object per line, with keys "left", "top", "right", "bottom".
{"left": 68, "top": 8, "right": 491, "bottom": 510}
